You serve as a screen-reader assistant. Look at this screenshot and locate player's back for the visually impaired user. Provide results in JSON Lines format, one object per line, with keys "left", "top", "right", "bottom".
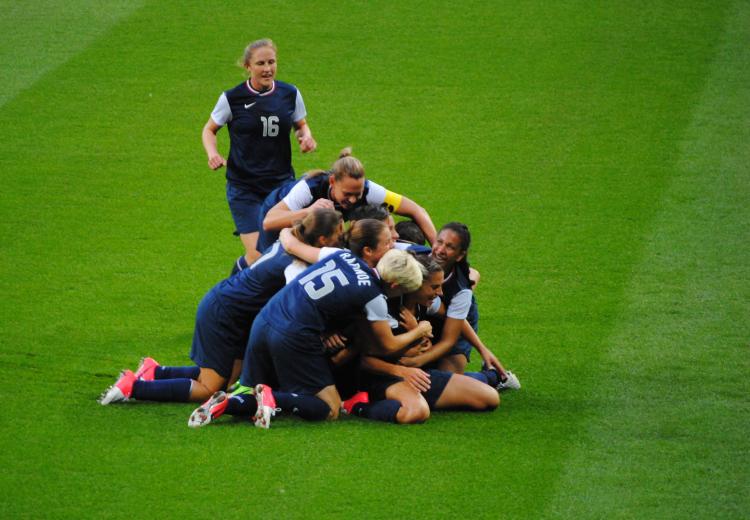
{"left": 215, "top": 242, "right": 293, "bottom": 320}
{"left": 260, "top": 250, "right": 383, "bottom": 338}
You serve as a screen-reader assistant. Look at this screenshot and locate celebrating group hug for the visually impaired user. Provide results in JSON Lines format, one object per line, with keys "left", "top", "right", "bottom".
{"left": 99, "top": 38, "right": 520, "bottom": 428}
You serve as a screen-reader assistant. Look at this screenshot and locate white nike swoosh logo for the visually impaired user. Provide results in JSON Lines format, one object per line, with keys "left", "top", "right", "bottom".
{"left": 245, "top": 102, "right": 256, "bottom": 109}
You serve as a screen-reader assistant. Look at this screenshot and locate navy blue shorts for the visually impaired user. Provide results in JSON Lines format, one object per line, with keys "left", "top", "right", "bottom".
{"left": 226, "top": 183, "right": 267, "bottom": 235}
{"left": 189, "top": 290, "right": 251, "bottom": 379}
{"left": 242, "top": 315, "right": 334, "bottom": 395}
{"left": 363, "top": 367, "right": 452, "bottom": 410}
{"left": 446, "top": 295, "right": 479, "bottom": 361}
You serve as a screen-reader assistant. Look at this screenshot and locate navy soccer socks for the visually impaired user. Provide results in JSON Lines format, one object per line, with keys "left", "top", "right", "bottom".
{"left": 131, "top": 379, "right": 192, "bottom": 402}
{"left": 464, "top": 369, "right": 501, "bottom": 387}
{"left": 350, "top": 399, "right": 401, "bottom": 423}
{"left": 154, "top": 365, "right": 200, "bottom": 380}
{"left": 225, "top": 391, "right": 329, "bottom": 421}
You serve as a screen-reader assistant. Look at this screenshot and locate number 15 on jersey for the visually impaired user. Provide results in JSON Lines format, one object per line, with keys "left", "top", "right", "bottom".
{"left": 298, "top": 260, "right": 349, "bottom": 300}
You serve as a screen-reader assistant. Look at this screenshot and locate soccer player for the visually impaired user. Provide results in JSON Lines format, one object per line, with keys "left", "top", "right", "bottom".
{"left": 99, "top": 209, "right": 342, "bottom": 406}
{"left": 253, "top": 148, "right": 436, "bottom": 253}
{"left": 350, "top": 255, "right": 508, "bottom": 424}
{"left": 201, "top": 38, "right": 317, "bottom": 269}
{"left": 348, "top": 204, "right": 431, "bottom": 254}
{"left": 422, "top": 222, "right": 480, "bottom": 373}
{"left": 189, "top": 220, "right": 433, "bottom": 428}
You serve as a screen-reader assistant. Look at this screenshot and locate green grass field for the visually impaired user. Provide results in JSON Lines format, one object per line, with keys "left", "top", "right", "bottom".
{"left": 1, "top": 1, "right": 748, "bottom": 517}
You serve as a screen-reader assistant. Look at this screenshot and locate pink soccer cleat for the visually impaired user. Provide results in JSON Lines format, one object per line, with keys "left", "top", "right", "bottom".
{"left": 188, "top": 391, "right": 229, "bottom": 428}
{"left": 252, "top": 384, "right": 278, "bottom": 429}
{"left": 341, "top": 391, "right": 369, "bottom": 415}
{"left": 99, "top": 370, "right": 136, "bottom": 405}
{"left": 134, "top": 357, "right": 160, "bottom": 381}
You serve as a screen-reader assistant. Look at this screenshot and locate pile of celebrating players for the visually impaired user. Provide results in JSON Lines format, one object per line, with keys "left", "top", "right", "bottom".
{"left": 98, "top": 39, "right": 520, "bottom": 428}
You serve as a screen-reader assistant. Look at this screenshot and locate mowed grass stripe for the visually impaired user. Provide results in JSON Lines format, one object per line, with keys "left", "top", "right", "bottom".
{"left": 0, "top": 0, "right": 144, "bottom": 108}
{"left": 0, "top": 2, "right": 743, "bottom": 518}
{"left": 544, "top": 1, "right": 750, "bottom": 517}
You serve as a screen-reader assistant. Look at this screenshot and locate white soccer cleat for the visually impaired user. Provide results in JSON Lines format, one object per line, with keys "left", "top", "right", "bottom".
{"left": 497, "top": 370, "right": 521, "bottom": 391}
{"left": 253, "top": 384, "right": 278, "bottom": 429}
{"left": 188, "top": 391, "right": 228, "bottom": 428}
{"left": 99, "top": 370, "right": 136, "bottom": 405}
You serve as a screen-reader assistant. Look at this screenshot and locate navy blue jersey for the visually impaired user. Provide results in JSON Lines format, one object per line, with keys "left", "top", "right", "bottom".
{"left": 211, "top": 80, "right": 306, "bottom": 195}
{"left": 255, "top": 174, "right": 398, "bottom": 252}
{"left": 440, "top": 263, "right": 474, "bottom": 320}
{"left": 258, "top": 250, "right": 388, "bottom": 343}
{"left": 262, "top": 174, "right": 390, "bottom": 220}
{"left": 212, "top": 241, "right": 295, "bottom": 323}
{"left": 393, "top": 241, "right": 432, "bottom": 255}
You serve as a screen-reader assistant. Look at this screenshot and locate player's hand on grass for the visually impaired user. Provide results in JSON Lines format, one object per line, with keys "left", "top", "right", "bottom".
{"left": 398, "top": 366, "right": 431, "bottom": 392}
{"left": 208, "top": 153, "right": 227, "bottom": 170}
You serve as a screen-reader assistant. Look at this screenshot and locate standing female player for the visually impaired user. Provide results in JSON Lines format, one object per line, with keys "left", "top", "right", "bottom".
{"left": 99, "top": 209, "right": 342, "bottom": 407}
{"left": 254, "top": 148, "right": 436, "bottom": 253}
{"left": 202, "top": 38, "right": 317, "bottom": 268}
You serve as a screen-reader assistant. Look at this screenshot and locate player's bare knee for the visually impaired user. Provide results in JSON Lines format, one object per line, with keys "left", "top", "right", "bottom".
{"left": 397, "top": 401, "right": 430, "bottom": 424}
{"left": 484, "top": 390, "right": 500, "bottom": 410}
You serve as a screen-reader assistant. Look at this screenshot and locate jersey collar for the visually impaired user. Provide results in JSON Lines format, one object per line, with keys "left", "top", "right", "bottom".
{"left": 245, "top": 80, "right": 276, "bottom": 96}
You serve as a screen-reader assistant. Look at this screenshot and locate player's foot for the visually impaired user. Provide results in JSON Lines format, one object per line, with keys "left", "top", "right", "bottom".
{"left": 230, "top": 384, "right": 254, "bottom": 397}
{"left": 341, "top": 391, "right": 369, "bottom": 415}
{"left": 252, "top": 384, "right": 278, "bottom": 429}
{"left": 134, "top": 357, "right": 160, "bottom": 381}
{"left": 496, "top": 370, "right": 521, "bottom": 391}
{"left": 188, "top": 391, "right": 228, "bottom": 428}
{"left": 99, "top": 370, "right": 136, "bottom": 405}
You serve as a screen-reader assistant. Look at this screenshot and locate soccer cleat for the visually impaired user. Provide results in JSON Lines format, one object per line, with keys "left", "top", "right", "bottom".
{"left": 99, "top": 370, "right": 136, "bottom": 405}
{"left": 341, "top": 391, "right": 369, "bottom": 415}
{"left": 230, "top": 384, "right": 254, "bottom": 397}
{"left": 134, "top": 357, "right": 160, "bottom": 381}
{"left": 252, "top": 384, "right": 278, "bottom": 429}
{"left": 188, "top": 391, "right": 228, "bottom": 428}
{"left": 496, "top": 370, "right": 521, "bottom": 391}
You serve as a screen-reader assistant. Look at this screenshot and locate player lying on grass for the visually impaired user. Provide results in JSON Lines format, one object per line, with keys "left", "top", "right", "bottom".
{"left": 246, "top": 147, "right": 436, "bottom": 260}
{"left": 188, "top": 221, "right": 433, "bottom": 428}
{"left": 343, "top": 255, "right": 517, "bottom": 424}
{"left": 99, "top": 208, "right": 343, "bottom": 405}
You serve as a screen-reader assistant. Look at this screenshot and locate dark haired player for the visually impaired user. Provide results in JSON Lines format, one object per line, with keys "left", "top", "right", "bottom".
{"left": 190, "top": 223, "right": 431, "bottom": 429}
{"left": 100, "top": 210, "right": 341, "bottom": 408}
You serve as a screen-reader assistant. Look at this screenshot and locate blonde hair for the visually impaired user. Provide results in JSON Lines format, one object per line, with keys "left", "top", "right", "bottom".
{"left": 376, "top": 250, "right": 426, "bottom": 293}
{"left": 241, "top": 38, "right": 277, "bottom": 67}
{"left": 331, "top": 147, "right": 365, "bottom": 181}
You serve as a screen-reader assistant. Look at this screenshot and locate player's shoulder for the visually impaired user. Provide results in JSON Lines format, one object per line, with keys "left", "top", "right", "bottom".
{"left": 274, "top": 80, "right": 298, "bottom": 96}
{"left": 225, "top": 80, "right": 251, "bottom": 98}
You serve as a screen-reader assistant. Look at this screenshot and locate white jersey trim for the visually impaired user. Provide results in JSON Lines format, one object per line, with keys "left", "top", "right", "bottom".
{"left": 446, "top": 289, "right": 472, "bottom": 320}
{"left": 364, "top": 180, "right": 387, "bottom": 205}
{"left": 364, "top": 294, "right": 390, "bottom": 322}
{"left": 210, "top": 92, "right": 231, "bottom": 126}
{"left": 282, "top": 180, "right": 315, "bottom": 211}
{"left": 293, "top": 90, "right": 307, "bottom": 122}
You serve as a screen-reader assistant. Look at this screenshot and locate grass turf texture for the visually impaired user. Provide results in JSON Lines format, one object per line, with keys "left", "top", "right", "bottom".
{"left": 1, "top": 1, "right": 748, "bottom": 517}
